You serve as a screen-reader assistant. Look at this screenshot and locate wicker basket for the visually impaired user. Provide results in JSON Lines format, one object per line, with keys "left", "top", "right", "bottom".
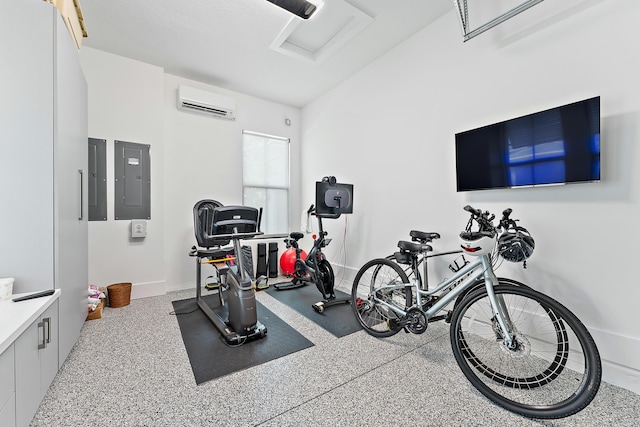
{"left": 107, "top": 282, "right": 132, "bottom": 308}
{"left": 86, "top": 300, "right": 104, "bottom": 321}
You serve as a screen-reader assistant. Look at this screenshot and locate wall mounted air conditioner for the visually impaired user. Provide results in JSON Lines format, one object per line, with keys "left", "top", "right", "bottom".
{"left": 177, "top": 85, "right": 236, "bottom": 120}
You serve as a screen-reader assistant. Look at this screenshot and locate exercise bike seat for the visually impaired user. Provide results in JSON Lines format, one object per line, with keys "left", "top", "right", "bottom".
{"left": 290, "top": 231, "right": 304, "bottom": 241}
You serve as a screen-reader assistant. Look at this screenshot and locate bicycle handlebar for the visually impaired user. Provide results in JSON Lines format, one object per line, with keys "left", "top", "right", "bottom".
{"left": 464, "top": 205, "right": 495, "bottom": 232}
{"left": 464, "top": 205, "right": 519, "bottom": 233}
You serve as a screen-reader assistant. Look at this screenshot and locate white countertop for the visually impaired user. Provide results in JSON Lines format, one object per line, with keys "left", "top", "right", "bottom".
{"left": 0, "top": 289, "right": 61, "bottom": 355}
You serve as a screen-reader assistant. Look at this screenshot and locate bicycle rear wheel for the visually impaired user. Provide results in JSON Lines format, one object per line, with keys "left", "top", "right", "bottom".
{"left": 351, "top": 258, "right": 411, "bottom": 337}
{"left": 385, "top": 253, "right": 418, "bottom": 283}
{"left": 450, "top": 284, "right": 601, "bottom": 419}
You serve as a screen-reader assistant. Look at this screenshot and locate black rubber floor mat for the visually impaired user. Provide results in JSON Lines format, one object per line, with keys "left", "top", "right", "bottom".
{"left": 266, "top": 281, "right": 360, "bottom": 338}
{"left": 172, "top": 294, "right": 314, "bottom": 384}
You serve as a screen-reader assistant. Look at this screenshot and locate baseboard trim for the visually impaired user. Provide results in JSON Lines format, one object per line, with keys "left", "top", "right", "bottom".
{"left": 131, "top": 281, "right": 166, "bottom": 299}
{"left": 589, "top": 327, "right": 640, "bottom": 394}
{"left": 601, "top": 360, "right": 640, "bottom": 395}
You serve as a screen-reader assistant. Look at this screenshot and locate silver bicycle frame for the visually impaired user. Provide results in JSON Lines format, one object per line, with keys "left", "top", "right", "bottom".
{"left": 372, "top": 254, "right": 515, "bottom": 346}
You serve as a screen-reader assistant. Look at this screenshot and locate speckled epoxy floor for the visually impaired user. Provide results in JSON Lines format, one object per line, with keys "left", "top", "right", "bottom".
{"left": 31, "top": 281, "right": 640, "bottom": 427}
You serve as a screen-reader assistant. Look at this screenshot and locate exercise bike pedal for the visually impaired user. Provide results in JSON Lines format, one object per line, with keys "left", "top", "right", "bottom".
{"left": 204, "top": 275, "right": 221, "bottom": 291}
{"left": 254, "top": 275, "right": 269, "bottom": 291}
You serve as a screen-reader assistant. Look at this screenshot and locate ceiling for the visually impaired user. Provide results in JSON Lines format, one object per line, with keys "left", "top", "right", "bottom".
{"left": 78, "top": 0, "right": 454, "bottom": 107}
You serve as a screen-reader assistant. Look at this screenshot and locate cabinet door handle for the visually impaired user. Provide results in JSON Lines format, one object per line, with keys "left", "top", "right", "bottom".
{"left": 38, "top": 321, "right": 46, "bottom": 349}
{"left": 44, "top": 317, "right": 51, "bottom": 344}
{"left": 79, "top": 169, "right": 84, "bottom": 220}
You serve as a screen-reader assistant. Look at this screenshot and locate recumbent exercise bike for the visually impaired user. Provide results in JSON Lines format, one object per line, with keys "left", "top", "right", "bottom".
{"left": 189, "top": 200, "right": 267, "bottom": 345}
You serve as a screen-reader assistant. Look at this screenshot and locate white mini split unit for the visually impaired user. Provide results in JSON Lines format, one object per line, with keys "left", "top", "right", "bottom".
{"left": 177, "top": 85, "right": 236, "bottom": 120}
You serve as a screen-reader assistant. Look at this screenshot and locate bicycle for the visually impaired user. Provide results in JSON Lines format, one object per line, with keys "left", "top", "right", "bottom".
{"left": 351, "top": 205, "right": 601, "bottom": 419}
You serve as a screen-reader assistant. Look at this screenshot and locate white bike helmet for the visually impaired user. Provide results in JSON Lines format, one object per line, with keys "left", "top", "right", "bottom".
{"left": 459, "top": 231, "right": 496, "bottom": 256}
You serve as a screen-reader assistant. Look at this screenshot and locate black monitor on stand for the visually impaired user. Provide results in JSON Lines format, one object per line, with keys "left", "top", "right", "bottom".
{"left": 315, "top": 177, "right": 353, "bottom": 218}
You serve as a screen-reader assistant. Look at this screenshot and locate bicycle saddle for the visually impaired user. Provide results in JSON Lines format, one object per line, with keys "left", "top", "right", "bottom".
{"left": 397, "top": 240, "right": 432, "bottom": 253}
{"left": 410, "top": 230, "right": 440, "bottom": 242}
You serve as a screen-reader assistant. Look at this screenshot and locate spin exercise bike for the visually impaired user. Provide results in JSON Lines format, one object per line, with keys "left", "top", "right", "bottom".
{"left": 275, "top": 176, "right": 354, "bottom": 313}
{"left": 189, "top": 200, "right": 267, "bottom": 344}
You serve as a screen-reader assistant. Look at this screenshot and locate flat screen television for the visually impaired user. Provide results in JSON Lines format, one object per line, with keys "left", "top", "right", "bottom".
{"left": 455, "top": 96, "right": 600, "bottom": 192}
{"left": 315, "top": 180, "right": 353, "bottom": 216}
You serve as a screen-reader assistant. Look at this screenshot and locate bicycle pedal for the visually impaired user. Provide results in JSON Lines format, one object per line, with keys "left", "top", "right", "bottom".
{"left": 444, "top": 310, "right": 452, "bottom": 323}
{"left": 388, "top": 318, "right": 404, "bottom": 332}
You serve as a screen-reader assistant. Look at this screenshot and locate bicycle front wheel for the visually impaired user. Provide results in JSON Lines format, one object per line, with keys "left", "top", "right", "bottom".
{"left": 351, "top": 258, "right": 411, "bottom": 337}
{"left": 450, "top": 284, "right": 601, "bottom": 419}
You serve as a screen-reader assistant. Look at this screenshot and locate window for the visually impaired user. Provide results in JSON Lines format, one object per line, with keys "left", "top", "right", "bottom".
{"left": 242, "top": 131, "right": 289, "bottom": 234}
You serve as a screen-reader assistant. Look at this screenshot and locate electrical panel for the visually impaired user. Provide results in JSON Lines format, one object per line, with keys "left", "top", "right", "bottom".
{"left": 88, "top": 138, "right": 107, "bottom": 221}
{"left": 114, "top": 140, "right": 150, "bottom": 220}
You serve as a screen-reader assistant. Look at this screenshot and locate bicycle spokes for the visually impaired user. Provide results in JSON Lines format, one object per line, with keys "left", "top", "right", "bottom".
{"left": 450, "top": 285, "right": 601, "bottom": 419}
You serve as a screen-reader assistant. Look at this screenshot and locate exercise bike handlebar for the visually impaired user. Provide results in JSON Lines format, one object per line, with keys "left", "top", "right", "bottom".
{"left": 312, "top": 197, "right": 344, "bottom": 219}
{"left": 314, "top": 211, "right": 342, "bottom": 219}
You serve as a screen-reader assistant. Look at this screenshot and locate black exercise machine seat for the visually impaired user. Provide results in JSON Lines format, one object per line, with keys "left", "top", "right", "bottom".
{"left": 193, "top": 199, "right": 230, "bottom": 248}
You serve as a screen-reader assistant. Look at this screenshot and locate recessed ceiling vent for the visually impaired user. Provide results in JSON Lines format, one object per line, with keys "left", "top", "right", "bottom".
{"left": 177, "top": 85, "right": 236, "bottom": 120}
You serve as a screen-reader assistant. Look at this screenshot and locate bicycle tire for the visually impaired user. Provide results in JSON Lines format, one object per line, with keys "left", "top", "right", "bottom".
{"left": 450, "top": 284, "right": 601, "bottom": 419}
{"left": 351, "top": 258, "right": 411, "bottom": 337}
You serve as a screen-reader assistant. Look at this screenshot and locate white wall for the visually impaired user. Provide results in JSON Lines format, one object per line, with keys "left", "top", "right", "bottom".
{"left": 80, "top": 48, "right": 166, "bottom": 298}
{"left": 162, "top": 74, "right": 301, "bottom": 292}
{"left": 301, "top": 0, "right": 640, "bottom": 393}
{"left": 80, "top": 48, "right": 301, "bottom": 297}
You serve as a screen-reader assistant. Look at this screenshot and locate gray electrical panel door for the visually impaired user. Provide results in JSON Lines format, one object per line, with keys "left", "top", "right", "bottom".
{"left": 88, "top": 138, "right": 107, "bottom": 221}
{"left": 114, "top": 140, "right": 150, "bottom": 220}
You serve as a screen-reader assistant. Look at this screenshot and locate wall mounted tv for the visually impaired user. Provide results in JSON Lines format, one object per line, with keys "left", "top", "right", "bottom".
{"left": 455, "top": 96, "right": 600, "bottom": 192}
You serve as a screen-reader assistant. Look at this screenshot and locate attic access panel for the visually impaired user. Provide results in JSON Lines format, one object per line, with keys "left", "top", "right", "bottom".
{"left": 114, "top": 140, "right": 150, "bottom": 220}
{"left": 270, "top": 0, "right": 373, "bottom": 64}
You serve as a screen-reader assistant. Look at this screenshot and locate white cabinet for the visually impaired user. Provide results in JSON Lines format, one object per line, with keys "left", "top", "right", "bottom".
{"left": 54, "top": 0, "right": 89, "bottom": 367}
{"left": 14, "top": 302, "right": 59, "bottom": 427}
{"left": 0, "top": 344, "right": 16, "bottom": 427}
{"left": 0, "top": 291, "right": 60, "bottom": 427}
{"left": 0, "top": 0, "right": 88, "bottom": 368}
